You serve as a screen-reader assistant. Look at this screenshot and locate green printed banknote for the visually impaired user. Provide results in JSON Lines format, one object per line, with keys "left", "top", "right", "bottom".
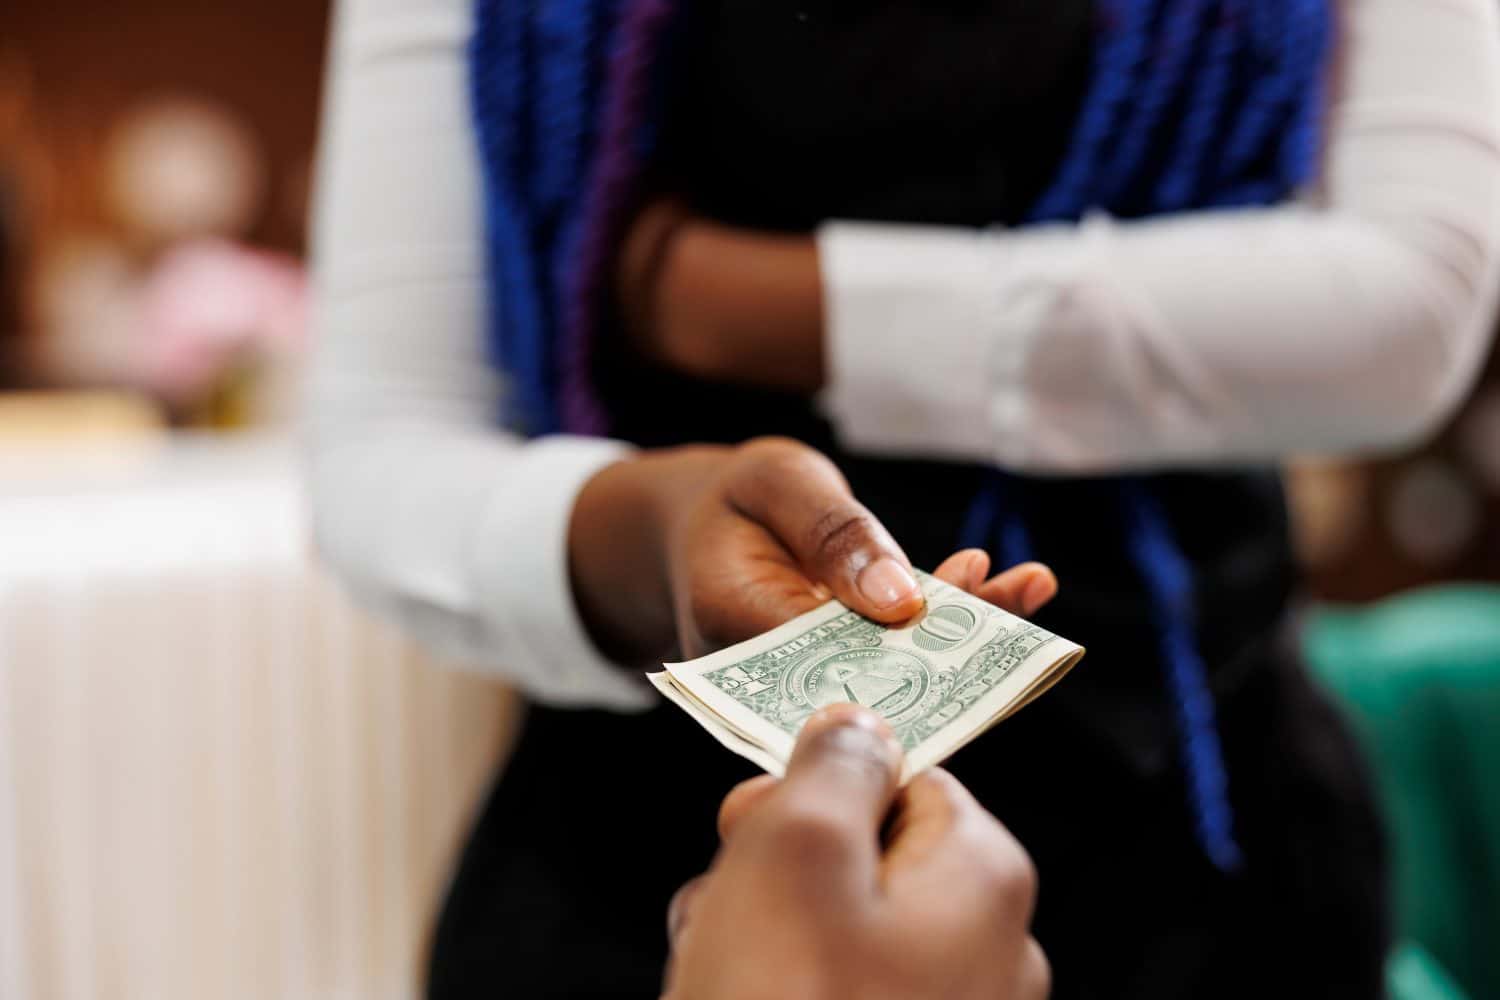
{"left": 649, "top": 571, "right": 1084, "bottom": 782}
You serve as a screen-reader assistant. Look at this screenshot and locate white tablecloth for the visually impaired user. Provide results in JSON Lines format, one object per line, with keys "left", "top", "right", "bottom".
{"left": 0, "top": 435, "right": 515, "bottom": 999}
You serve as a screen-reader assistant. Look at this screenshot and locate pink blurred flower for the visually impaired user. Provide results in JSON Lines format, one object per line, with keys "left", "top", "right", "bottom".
{"left": 132, "top": 239, "right": 306, "bottom": 406}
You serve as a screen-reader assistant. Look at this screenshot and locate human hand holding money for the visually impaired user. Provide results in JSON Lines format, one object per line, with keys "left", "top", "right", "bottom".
{"left": 663, "top": 705, "right": 1050, "bottom": 1000}
{"left": 651, "top": 562, "right": 1083, "bottom": 783}
{"left": 571, "top": 437, "right": 1055, "bottom": 666}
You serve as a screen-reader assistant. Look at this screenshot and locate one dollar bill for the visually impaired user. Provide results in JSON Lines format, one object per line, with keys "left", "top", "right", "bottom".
{"left": 649, "top": 571, "right": 1084, "bottom": 783}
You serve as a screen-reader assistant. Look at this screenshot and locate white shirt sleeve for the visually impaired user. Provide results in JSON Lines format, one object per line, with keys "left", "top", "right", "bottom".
{"left": 821, "top": 0, "right": 1500, "bottom": 472}
{"left": 306, "top": 0, "right": 653, "bottom": 710}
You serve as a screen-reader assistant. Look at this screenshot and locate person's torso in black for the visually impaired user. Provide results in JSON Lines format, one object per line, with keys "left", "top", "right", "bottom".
{"left": 430, "top": 6, "right": 1318, "bottom": 997}
{"left": 598, "top": 0, "right": 1298, "bottom": 756}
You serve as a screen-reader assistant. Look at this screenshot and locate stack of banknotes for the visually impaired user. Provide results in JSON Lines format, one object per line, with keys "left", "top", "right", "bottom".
{"left": 650, "top": 571, "right": 1085, "bottom": 783}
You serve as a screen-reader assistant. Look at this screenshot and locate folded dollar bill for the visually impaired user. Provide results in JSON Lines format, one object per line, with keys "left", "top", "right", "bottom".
{"left": 649, "top": 570, "right": 1084, "bottom": 783}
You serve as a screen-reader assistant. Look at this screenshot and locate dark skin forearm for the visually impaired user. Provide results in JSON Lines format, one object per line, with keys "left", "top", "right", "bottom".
{"left": 568, "top": 445, "right": 729, "bottom": 666}
{"left": 586, "top": 207, "right": 1059, "bottom": 676}
{"left": 619, "top": 203, "right": 828, "bottom": 393}
{"left": 667, "top": 222, "right": 826, "bottom": 391}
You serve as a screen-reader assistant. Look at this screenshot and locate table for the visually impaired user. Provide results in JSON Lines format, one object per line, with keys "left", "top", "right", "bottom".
{"left": 0, "top": 433, "right": 514, "bottom": 999}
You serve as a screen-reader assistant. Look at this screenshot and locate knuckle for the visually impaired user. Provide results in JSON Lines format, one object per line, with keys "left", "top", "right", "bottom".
{"left": 1010, "top": 849, "right": 1040, "bottom": 909}
{"left": 1023, "top": 938, "right": 1052, "bottom": 1000}
{"left": 915, "top": 768, "right": 970, "bottom": 813}
{"left": 759, "top": 800, "right": 855, "bottom": 863}
{"left": 966, "top": 824, "right": 1038, "bottom": 907}
{"left": 739, "top": 437, "right": 841, "bottom": 488}
{"left": 997, "top": 848, "right": 1040, "bottom": 913}
{"left": 926, "top": 772, "right": 1018, "bottom": 860}
{"left": 806, "top": 506, "right": 877, "bottom": 566}
{"left": 902, "top": 768, "right": 969, "bottom": 831}
{"left": 967, "top": 850, "right": 1010, "bottom": 895}
{"left": 738, "top": 436, "right": 813, "bottom": 474}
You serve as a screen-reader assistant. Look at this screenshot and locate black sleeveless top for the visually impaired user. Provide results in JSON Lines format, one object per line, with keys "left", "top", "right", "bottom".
{"left": 434, "top": 7, "right": 1331, "bottom": 998}
{"left": 593, "top": 0, "right": 1297, "bottom": 769}
{"left": 431, "top": 11, "right": 1388, "bottom": 1000}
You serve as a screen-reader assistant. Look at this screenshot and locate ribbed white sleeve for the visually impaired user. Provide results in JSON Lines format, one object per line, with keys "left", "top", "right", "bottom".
{"left": 307, "top": 0, "right": 652, "bottom": 710}
{"left": 822, "top": 0, "right": 1500, "bottom": 471}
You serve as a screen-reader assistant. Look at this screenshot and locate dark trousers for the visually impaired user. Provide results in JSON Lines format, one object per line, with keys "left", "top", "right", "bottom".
{"left": 426, "top": 634, "right": 1389, "bottom": 1000}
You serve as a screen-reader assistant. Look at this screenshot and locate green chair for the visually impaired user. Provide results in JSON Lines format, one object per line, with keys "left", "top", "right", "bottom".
{"left": 1304, "top": 586, "right": 1500, "bottom": 1000}
{"left": 1387, "top": 942, "right": 1470, "bottom": 1000}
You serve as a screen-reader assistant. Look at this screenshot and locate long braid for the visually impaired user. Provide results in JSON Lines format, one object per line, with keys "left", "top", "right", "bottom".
{"left": 1029, "top": 0, "right": 1156, "bottom": 222}
{"left": 533, "top": 0, "right": 596, "bottom": 212}
{"left": 537, "top": 0, "right": 610, "bottom": 430}
{"left": 557, "top": 0, "right": 679, "bottom": 434}
{"left": 1121, "top": 480, "right": 1246, "bottom": 872}
{"left": 963, "top": 0, "right": 1335, "bottom": 873}
{"left": 1218, "top": 0, "right": 1303, "bottom": 200}
{"left": 1156, "top": 0, "right": 1240, "bottom": 210}
{"left": 471, "top": 0, "right": 551, "bottom": 432}
{"left": 1278, "top": 0, "right": 1333, "bottom": 189}
{"left": 1097, "top": 0, "right": 1208, "bottom": 207}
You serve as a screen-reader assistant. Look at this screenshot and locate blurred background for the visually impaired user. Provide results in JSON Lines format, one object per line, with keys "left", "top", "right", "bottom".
{"left": 0, "top": 5, "right": 516, "bottom": 1000}
{"left": 0, "top": 2, "right": 1497, "bottom": 999}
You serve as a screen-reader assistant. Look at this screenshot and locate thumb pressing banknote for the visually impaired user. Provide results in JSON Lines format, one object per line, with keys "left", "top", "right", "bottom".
{"left": 651, "top": 557, "right": 1084, "bottom": 784}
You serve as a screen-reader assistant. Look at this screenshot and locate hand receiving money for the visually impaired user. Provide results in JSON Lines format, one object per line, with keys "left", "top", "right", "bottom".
{"left": 663, "top": 704, "right": 1050, "bottom": 1000}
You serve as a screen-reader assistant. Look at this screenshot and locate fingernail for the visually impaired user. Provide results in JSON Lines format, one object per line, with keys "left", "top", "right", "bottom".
{"left": 802, "top": 705, "right": 904, "bottom": 772}
{"left": 857, "top": 557, "right": 920, "bottom": 611}
{"left": 806, "top": 703, "right": 893, "bottom": 740}
{"left": 666, "top": 893, "right": 686, "bottom": 942}
{"left": 666, "top": 877, "right": 703, "bottom": 945}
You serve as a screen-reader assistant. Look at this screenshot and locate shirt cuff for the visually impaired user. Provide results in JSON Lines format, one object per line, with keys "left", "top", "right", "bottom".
{"left": 471, "top": 435, "right": 656, "bottom": 711}
{"left": 819, "top": 221, "right": 1038, "bottom": 467}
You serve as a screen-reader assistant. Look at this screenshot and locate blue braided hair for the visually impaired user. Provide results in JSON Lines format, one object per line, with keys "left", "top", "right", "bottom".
{"left": 471, "top": 0, "right": 549, "bottom": 432}
{"left": 470, "top": 0, "right": 672, "bottom": 435}
{"left": 963, "top": 0, "right": 1333, "bottom": 873}
{"left": 471, "top": 0, "right": 1335, "bottom": 872}
{"left": 470, "top": 0, "right": 635, "bottom": 435}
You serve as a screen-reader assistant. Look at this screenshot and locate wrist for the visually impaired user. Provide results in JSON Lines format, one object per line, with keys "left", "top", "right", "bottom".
{"left": 652, "top": 218, "right": 738, "bottom": 379}
{"left": 568, "top": 446, "right": 729, "bottom": 664}
{"left": 663, "top": 224, "right": 827, "bottom": 391}
{"left": 617, "top": 198, "right": 695, "bottom": 350}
